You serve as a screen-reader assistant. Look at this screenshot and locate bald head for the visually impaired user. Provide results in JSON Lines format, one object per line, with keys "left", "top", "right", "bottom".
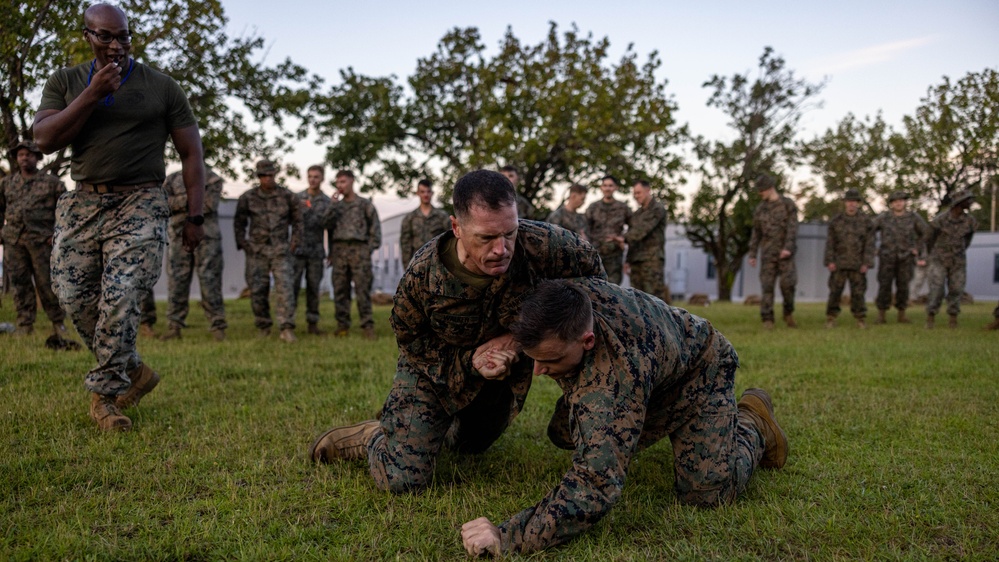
{"left": 84, "top": 3, "right": 127, "bottom": 27}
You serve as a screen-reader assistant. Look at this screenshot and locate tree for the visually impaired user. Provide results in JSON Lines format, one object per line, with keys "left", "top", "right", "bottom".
{"left": 889, "top": 68, "right": 999, "bottom": 217}
{"left": 313, "top": 23, "right": 687, "bottom": 216}
{"left": 684, "top": 47, "right": 824, "bottom": 300}
{"left": 802, "top": 112, "right": 892, "bottom": 220}
{"left": 2, "top": 0, "right": 319, "bottom": 180}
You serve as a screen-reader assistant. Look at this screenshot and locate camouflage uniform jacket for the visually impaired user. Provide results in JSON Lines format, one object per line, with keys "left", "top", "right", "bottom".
{"left": 625, "top": 197, "right": 666, "bottom": 263}
{"left": 498, "top": 278, "right": 719, "bottom": 554}
{"left": 823, "top": 212, "right": 875, "bottom": 270}
{"left": 391, "top": 220, "right": 606, "bottom": 415}
{"left": 585, "top": 199, "right": 632, "bottom": 255}
{"left": 324, "top": 196, "right": 381, "bottom": 251}
{"left": 296, "top": 189, "right": 332, "bottom": 259}
{"left": 926, "top": 212, "right": 976, "bottom": 268}
{"left": 546, "top": 205, "right": 587, "bottom": 239}
{"left": 399, "top": 206, "right": 450, "bottom": 265}
{"left": 873, "top": 211, "right": 928, "bottom": 261}
{"left": 162, "top": 168, "right": 224, "bottom": 240}
{"left": 748, "top": 196, "right": 798, "bottom": 260}
{"left": 0, "top": 171, "right": 66, "bottom": 245}
{"left": 233, "top": 185, "right": 303, "bottom": 256}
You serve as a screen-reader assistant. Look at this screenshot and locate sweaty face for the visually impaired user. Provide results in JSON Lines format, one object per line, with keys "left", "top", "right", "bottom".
{"left": 417, "top": 184, "right": 433, "bottom": 205}
{"left": 525, "top": 334, "right": 591, "bottom": 378}
{"left": 307, "top": 170, "right": 323, "bottom": 189}
{"left": 600, "top": 179, "right": 618, "bottom": 200}
{"left": 453, "top": 203, "right": 518, "bottom": 277}
{"left": 16, "top": 149, "right": 39, "bottom": 173}
{"left": 85, "top": 8, "right": 130, "bottom": 68}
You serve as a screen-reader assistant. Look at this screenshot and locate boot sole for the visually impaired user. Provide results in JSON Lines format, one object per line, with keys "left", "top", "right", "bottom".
{"left": 740, "top": 389, "right": 788, "bottom": 469}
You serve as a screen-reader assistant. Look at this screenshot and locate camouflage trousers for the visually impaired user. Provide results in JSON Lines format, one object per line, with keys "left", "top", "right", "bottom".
{"left": 550, "top": 334, "right": 762, "bottom": 506}
{"left": 875, "top": 254, "right": 915, "bottom": 311}
{"left": 629, "top": 258, "right": 670, "bottom": 303}
{"left": 51, "top": 188, "right": 167, "bottom": 395}
{"left": 926, "top": 259, "right": 966, "bottom": 317}
{"left": 826, "top": 269, "right": 868, "bottom": 319}
{"left": 140, "top": 289, "right": 156, "bottom": 326}
{"left": 366, "top": 367, "right": 526, "bottom": 493}
{"left": 246, "top": 251, "right": 295, "bottom": 330}
{"left": 758, "top": 257, "right": 796, "bottom": 321}
{"left": 2, "top": 239, "right": 65, "bottom": 328}
{"left": 293, "top": 254, "right": 325, "bottom": 324}
{"left": 330, "top": 242, "right": 373, "bottom": 329}
{"left": 166, "top": 234, "right": 226, "bottom": 330}
{"left": 600, "top": 248, "right": 625, "bottom": 285}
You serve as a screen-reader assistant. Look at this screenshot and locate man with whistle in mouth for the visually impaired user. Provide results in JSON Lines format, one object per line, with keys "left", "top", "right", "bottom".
{"left": 32, "top": 3, "right": 206, "bottom": 431}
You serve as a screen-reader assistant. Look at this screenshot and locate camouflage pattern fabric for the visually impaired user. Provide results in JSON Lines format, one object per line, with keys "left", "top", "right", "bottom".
{"left": 365, "top": 221, "right": 606, "bottom": 493}
{"left": 625, "top": 197, "right": 666, "bottom": 263}
{"left": 246, "top": 252, "right": 296, "bottom": 330}
{"left": 824, "top": 212, "right": 874, "bottom": 318}
{"left": 399, "top": 206, "right": 450, "bottom": 266}
{"left": 498, "top": 279, "right": 764, "bottom": 554}
{"left": 749, "top": 196, "right": 798, "bottom": 321}
{"left": 330, "top": 242, "right": 374, "bottom": 329}
{"left": 0, "top": 171, "right": 67, "bottom": 328}
{"left": 925, "top": 212, "right": 976, "bottom": 317}
{"left": 139, "top": 289, "right": 156, "bottom": 326}
{"left": 546, "top": 205, "right": 587, "bottom": 238}
{"left": 585, "top": 199, "right": 631, "bottom": 284}
{"left": 51, "top": 188, "right": 168, "bottom": 395}
{"left": 325, "top": 196, "right": 381, "bottom": 329}
{"left": 628, "top": 257, "right": 668, "bottom": 302}
{"left": 516, "top": 194, "right": 534, "bottom": 220}
{"left": 873, "top": 210, "right": 927, "bottom": 311}
{"left": 292, "top": 189, "right": 331, "bottom": 324}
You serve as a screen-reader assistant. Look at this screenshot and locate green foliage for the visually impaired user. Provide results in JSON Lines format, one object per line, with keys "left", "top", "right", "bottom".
{"left": 1, "top": 0, "right": 318, "bottom": 180}
{"left": 2, "top": 299, "right": 998, "bottom": 560}
{"left": 685, "top": 47, "right": 825, "bottom": 300}
{"left": 313, "top": 23, "right": 687, "bottom": 217}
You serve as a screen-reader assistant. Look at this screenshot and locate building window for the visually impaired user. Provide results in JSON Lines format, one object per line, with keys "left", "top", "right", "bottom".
{"left": 706, "top": 256, "right": 716, "bottom": 280}
{"left": 994, "top": 253, "right": 999, "bottom": 283}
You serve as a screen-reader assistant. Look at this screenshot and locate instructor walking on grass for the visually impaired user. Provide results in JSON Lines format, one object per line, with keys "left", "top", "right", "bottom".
{"left": 33, "top": 3, "right": 205, "bottom": 431}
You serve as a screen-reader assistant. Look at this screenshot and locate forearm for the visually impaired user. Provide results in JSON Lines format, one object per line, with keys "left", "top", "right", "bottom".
{"left": 32, "top": 92, "right": 102, "bottom": 154}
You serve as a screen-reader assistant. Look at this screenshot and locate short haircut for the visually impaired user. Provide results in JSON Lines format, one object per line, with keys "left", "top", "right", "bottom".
{"left": 601, "top": 175, "right": 619, "bottom": 186}
{"left": 452, "top": 169, "right": 516, "bottom": 219}
{"left": 634, "top": 179, "right": 651, "bottom": 189}
{"left": 335, "top": 169, "right": 354, "bottom": 180}
{"left": 499, "top": 165, "right": 520, "bottom": 177}
{"left": 568, "top": 183, "right": 588, "bottom": 195}
{"left": 307, "top": 165, "right": 325, "bottom": 175}
{"left": 417, "top": 179, "right": 432, "bottom": 190}
{"left": 512, "top": 280, "right": 593, "bottom": 350}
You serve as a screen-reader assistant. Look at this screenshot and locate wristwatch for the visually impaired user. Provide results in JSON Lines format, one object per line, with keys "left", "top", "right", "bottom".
{"left": 186, "top": 215, "right": 205, "bottom": 226}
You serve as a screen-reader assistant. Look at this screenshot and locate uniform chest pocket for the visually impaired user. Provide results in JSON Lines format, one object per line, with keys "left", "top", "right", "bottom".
{"left": 429, "top": 313, "right": 482, "bottom": 346}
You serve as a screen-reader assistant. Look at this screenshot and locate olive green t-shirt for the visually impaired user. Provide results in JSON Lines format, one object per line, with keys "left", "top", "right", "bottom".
{"left": 38, "top": 59, "right": 197, "bottom": 185}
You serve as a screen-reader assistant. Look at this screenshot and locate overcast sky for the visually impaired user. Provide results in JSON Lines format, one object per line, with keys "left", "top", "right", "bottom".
{"left": 222, "top": 0, "right": 998, "bottom": 215}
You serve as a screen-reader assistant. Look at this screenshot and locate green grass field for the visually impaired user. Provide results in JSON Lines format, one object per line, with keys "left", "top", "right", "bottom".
{"left": 2, "top": 298, "right": 997, "bottom": 561}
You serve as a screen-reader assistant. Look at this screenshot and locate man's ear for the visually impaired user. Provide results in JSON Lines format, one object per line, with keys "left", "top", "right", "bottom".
{"left": 450, "top": 215, "right": 460, "bottom": 237}
{"left": 581, "top": 331, "right": 596, "bottom": 351}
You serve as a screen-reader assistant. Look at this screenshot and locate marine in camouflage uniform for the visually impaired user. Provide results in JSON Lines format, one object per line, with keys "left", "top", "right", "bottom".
{"left": 872, "top": 191, "right": 928, "bottom": 322}
{"left": 324, "top": 170, "right": 381, "bottom": 336}
{"left": 625, "top": 180, "right": 669, "bottom": 302}
{"left": 545, "top": 183, "right": 588, "bottom": 241}
{"left": 399, "top": 180, "right": 450, "bottom": 267}
{"left": 585, "top": 176, "right": 632, "bottom": 284}
{"left": 823, "top": 190, "right": 875, "bottom": 326}
{"left": 460, "top": 278, "right": 787, "bottom": 555}
{"left": 748, "top": 175, "right": 798, "bottom": 327}
{"left": 138, "top": 289, "right": 156, "bottom": 335}
{"left": 34, "top": 3, "right": 207, "bottom": 431}
{"left": 309, "top": 170, "right": 606, "bottom": 494}
{"left": 234, "top": 160, "right": 303, "bottom": 337}
{"left": 0, "top": 140, "right": 67, "bottom": 334}
{"left": 925, "top": 190, "right": 977, "bottom": 327}
{"left": 160, "top": 167, "right": 227, "bottom": 338}
{"left": 293, "top": 167, "right": 332, "bottom": 331}
{"left": 499, "top": 165, "right": 535, "bottom": 220}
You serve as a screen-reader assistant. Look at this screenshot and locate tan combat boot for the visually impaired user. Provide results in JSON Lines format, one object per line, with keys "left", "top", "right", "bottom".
{"left": 762, "top": 320, "right": 775, "bottom": 330}
{"left": 825, "top": 315, "right": 836, "bottom": 329}
{"left": 14, "top": 325, "right": 33, "bottom": 336}
{"left": 874, "top": 310, "right": 887, "bottom": 324}
{"left": 159, "top": 324, "right": 182, "bottom": 341}
{"left": 737, "top": 389, "right": 788, "bottom": 469}
{"left": 784, "top": 314, "right": 798, "bottom": 328}
{"left": 307, "top": 322, "right": 325, "bottom": 336}
{"left": 279, "top": 329, "right": 297, "bottom": 343}
{"left": 334, "top": 327, "right": 349, "bottom": 338}
{"left": 925, "top": 314, "right": 935, "bottom": 329}
{"left": 985, "top": 318, "right": 999, "bottom": 331}
{"left": 90, "top": 393, "right": 132, "bottom": 431}
{"left": 362, "top": 327, "right": 377, "bottom": 341}
{"left": 897, "top": 309, "right": 910, "bottom": 324}
{"left": 258, "top": 327, "right": 271, "bottom": 338}
{"left": 116, "top": 363, "right": 161, "bottom": 409}
{"left": 948, "top": 314, "right": 958, "bottom": 329}
{"left": 309, "top": 420, "right": 381, "bottom": 463}
{"left": 139, "top": 323, "right": 156, "bottom": 339}
{"left": 856, "top": 317, "right": 867, "bottom": 329}
{"left": 212, "top": 328, "right": 226, "bottom": 342}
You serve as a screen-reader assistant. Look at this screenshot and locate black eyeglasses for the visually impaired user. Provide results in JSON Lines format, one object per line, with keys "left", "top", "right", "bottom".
{"left": 84, "top": 27, "right": 132, "bottom": 45}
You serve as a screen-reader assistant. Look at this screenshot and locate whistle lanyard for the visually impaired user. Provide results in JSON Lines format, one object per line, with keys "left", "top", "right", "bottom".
{"left": 86, "top": 58, "right": 135, "bottom": 106}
